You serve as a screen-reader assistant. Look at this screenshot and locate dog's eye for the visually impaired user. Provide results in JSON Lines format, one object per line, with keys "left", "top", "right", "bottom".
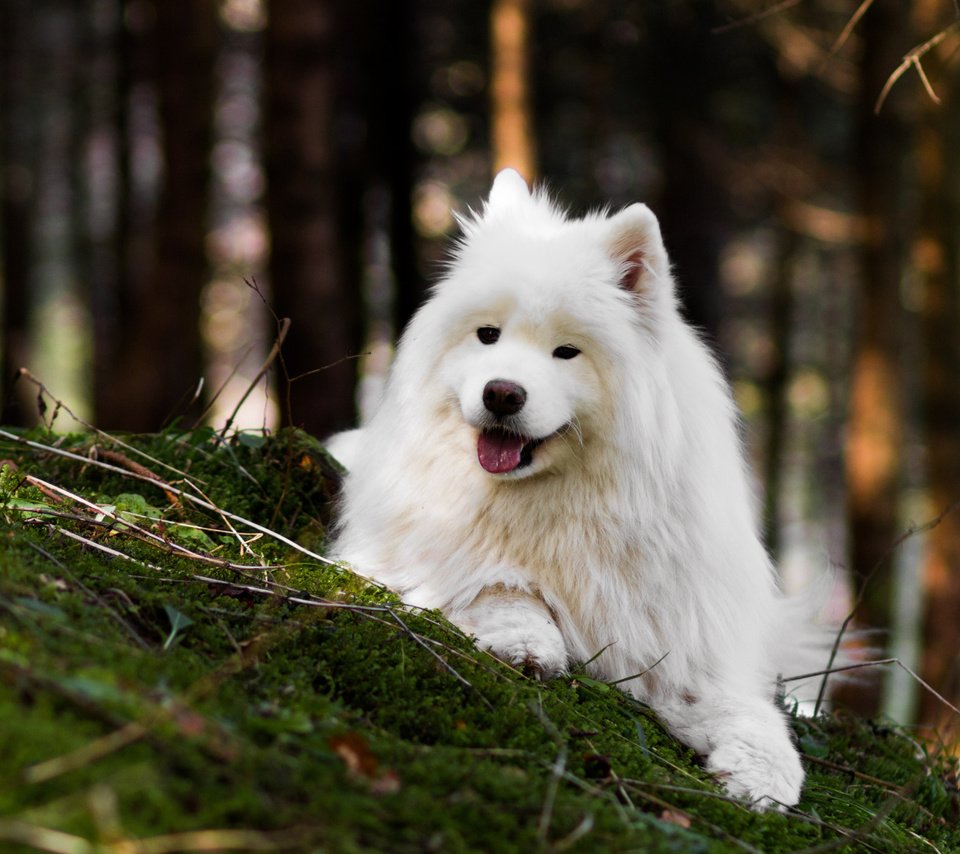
{"left": 477, "top": 327, "right": 500, "bottom": 345}
{"left": 553, "top": 345, "right": 581, "bottom": 360}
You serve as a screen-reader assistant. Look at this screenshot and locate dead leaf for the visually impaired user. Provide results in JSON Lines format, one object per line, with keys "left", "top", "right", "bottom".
{"left": 329, "top": 732, "right": 379, "bottom": 779}
{"left": 660, "top": 809, "right": 691, "bottom": 829}
{"left": 329, "top": 732, "right": 401, "bottom": 794}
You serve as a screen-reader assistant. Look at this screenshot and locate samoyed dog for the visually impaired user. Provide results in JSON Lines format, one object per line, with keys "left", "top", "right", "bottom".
{"left": 328, "top": 169, "right": 824, "bottom": 809}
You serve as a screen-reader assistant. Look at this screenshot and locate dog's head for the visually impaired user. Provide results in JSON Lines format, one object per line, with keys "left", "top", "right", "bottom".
{"left": 418, "top": 169, "right": 676, "bottom": 480}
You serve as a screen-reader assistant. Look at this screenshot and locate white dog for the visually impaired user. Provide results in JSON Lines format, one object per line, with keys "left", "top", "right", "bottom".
{"left": 328, "top": 170, "right": 826, "bottom": 809}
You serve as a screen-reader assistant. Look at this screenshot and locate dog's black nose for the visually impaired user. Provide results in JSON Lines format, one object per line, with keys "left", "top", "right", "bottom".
{"left": 483, "top": 379, "right": 526, "bottom": 416}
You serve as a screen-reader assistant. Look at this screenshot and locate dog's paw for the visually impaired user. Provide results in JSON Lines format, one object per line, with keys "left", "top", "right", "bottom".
{"left": 454, "top": 594, "right": 569, "bottom": 678}
{"left": 706, "top": 730, "right": 804, "bottom": 811}
{"left": 478, "top": 621, "right": 569, "bottom": 678}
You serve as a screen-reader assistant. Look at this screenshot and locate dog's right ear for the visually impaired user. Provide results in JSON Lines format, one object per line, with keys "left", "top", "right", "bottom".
{"left": 486, "top": 168, "right": 531, "bottom": 214}
{"left": 606, "top": 203, "right": 670, "bottom": 294}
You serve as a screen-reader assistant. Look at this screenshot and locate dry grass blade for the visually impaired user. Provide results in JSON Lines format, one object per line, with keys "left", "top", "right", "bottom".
{"left": 0, "top": 820, "right": 94, "bottom": 854}
{"left": 0, "top": 819, "right": 314, "bottom": 853}
{"left": 22, "top": 722, "right": 145, "bottom": 785}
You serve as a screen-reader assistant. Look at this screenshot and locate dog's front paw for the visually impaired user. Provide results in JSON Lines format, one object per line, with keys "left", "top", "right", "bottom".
{"left": 707, "top": 730, "right": 804, "bottom": 811}
{"left": 453, "top": 591, "right": 569, "bottom": 678}
{"left": 477, "top": 620, "right": 569, "bottom": 678}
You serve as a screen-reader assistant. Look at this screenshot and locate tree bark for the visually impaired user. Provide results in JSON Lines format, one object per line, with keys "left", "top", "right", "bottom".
{"left": 841, "top": 0, "right": 909, "bottom": 716}
{"left": 264, "top": 0, "right": 361, "bottom": 436}
{"left": 0, "top": 0, "right": 36, "bottom": 425}
{"left": 914, "top": 9, "right": 960, "bottom": 745}
{"left": 97, "top": 0, "right": 217, "bottom": 430}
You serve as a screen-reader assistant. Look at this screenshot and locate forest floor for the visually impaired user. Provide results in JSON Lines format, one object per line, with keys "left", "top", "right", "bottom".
{"left": 0, "top": 425, "right": 958, "bottom": 853}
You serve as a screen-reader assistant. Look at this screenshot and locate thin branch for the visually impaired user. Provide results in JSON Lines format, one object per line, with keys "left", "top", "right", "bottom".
{"left": 193, "top": 340, "right": 257, "bottom": 427}
{"left": 386, "top": 606, "right": 476, "bottom": 692}
{"left": 43, "top": 520, "right": 482, "bottom": 699}
{"left": 286, "top": 351, "right": 368, "bottom": 385}
{"left": 815, "top": 499, "right": 960, "bottom": 715}
{"left": 0, "top": 429, "right": 340, "bottom": 568}
{"left": 537, "top": 744, "right": 568, "bottom": 846}
{"left": 218, "top": 317, "right": 290, "bottom": 439}
{"left": 912, "top": 55, "right": 941, "bottom": 104}
{"left": 712, "top": 0, "right": 802, "bottom": 35}
{"left": 875, "top": 23, "right": 960, "bottom": 114}
{"left": 795, "top": 658, "right": 960, "bottom": 718}
{"left": 14, "top": 369, "right": 203, "bottom": 485}
{"left": 827, "top": 0, "right": 875, "bottom": 58}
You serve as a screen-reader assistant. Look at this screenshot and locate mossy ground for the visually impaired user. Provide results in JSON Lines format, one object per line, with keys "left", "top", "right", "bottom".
{"left": 0, "top": 426, "right": 957, "bottom": 852}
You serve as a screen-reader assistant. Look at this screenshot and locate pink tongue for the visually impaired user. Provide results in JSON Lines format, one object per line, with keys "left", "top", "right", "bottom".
{"left": 477, "top": 430, "right": 524, "bottom": 473}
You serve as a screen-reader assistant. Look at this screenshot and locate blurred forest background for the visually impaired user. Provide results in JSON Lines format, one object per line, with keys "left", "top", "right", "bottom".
{"left": 1, "top": 0, "right": 958, "bottom": 745}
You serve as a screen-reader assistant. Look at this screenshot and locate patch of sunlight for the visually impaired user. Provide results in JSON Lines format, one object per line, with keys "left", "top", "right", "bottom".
{"left": 31, "top": 290, "right": 93, "bottom": 426}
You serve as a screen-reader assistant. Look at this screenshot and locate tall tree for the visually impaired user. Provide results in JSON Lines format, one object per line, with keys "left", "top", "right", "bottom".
{"left": 348, "top": 0, "right": 420, "bottom": 341}
{"left": 96, "top": 0, "right": 217, "bottom": 430}
{"left": 490, "top": 0, "right": 537, "bottom": 181}
{"left": 645, "top": 0, "right": 738, "bottom": 344}
{"left": 913, "top": 6, "right": 960, "bottom": 744}
{"left": 264, "top": 0, "right": 361, "bottom": 436}
{"left": 842, "top": 0, "right": 910, "bottom": 716}
{"left": 0, "top": 0, "right": 36, "bottom": 425}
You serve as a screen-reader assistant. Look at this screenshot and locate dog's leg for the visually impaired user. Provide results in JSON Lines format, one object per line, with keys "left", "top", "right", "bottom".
{"left": 655, "top": 690, "right": 804, "bottom": 810}
{"left": 451, "top": 585, "right": 569, "bottom": 678}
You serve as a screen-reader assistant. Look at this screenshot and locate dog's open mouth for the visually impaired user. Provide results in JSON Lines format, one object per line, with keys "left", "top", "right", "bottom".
{"left": 477, "top": 428, "right": 548, "bottom": 474}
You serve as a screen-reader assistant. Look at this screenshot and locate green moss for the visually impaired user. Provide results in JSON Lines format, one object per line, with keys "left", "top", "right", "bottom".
{"left": 0, "top": 427, "right": 957, "bottom": 852}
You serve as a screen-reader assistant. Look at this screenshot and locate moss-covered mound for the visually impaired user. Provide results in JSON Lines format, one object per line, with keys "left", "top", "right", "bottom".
{"left": 0, "top": 427, "right": 957, "bottom": 852}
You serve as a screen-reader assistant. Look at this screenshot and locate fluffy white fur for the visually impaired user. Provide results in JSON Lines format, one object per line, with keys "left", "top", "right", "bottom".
{"left": 328, "top": 170, "right": 825, "bottom": 809}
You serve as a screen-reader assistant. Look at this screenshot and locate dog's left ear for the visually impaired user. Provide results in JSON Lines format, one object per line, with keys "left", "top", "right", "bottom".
{"left": 606, "top": 203, "right": 670, "bottom": 294}
{"left": 486, "top": 168, "right": 531, "bottom": 214}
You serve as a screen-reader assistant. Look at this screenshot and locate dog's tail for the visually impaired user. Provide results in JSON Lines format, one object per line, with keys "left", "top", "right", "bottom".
{"left": 771, "top": 574, "right": 881, "bottom": 713}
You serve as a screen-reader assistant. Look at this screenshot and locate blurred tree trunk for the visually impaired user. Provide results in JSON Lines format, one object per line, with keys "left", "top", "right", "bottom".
{"left": 371, "top": 0, "right": 420, "bottom": 339}
{"left": 914, "top": 9, "right": 960, "bottom": 744}
{"left": 91, "top": 0, "right": 136, "bottom": 426}
{"left": 761, "top": 219, "right": 799, "bottom": 558}
{"left": 264, "top": 0, "right": 361, "bottom": 436}
{"left": 339, "top": 0, "right": 420, "bottom": 340}
{"left": 646, "top": 1, "right": 727, "bottom": 344}
{"left": 97, "top": 0, "right": 217, "bottom": 430}
{"left": 490, "top": 0, "right": 537, "bottom": 182}
{"left": 0, "top": 0, "right": 36, "bottom": 425}
{"left": 840, "top": 0, "right": 909, "bottom": 717}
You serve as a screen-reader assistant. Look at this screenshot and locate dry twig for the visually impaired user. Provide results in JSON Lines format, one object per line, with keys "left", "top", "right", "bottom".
{"left": 875, "top": 22, "right": 960, "bottom": 114}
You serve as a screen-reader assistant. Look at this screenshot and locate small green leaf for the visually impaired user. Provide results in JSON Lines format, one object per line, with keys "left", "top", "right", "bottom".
{"left": 115, "top": 493, "right": 163, "bottom": 520}
{"left": 162, "top": 604, "right": 195, "bottom": 651}
{"left": 170, "top": 524, "right": 217, "bottom": 551}
{"left": 5, "top": 498, "right": 51, "bottom": 520}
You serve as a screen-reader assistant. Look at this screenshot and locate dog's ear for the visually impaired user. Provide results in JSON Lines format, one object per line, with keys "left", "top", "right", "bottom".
{"left": 606, "top": 203, "right": 670, "bottom": 294}
{"left": 486, "top": 168, "right": 531, "bottom": 213}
